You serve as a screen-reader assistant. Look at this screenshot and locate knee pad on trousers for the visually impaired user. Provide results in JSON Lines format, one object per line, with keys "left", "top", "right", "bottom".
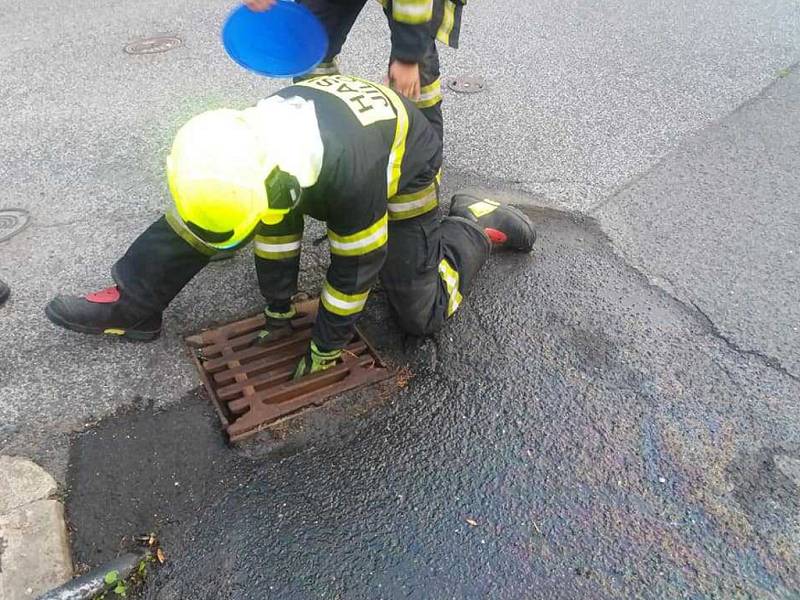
{"left": 390, "top": 296, "right": 443, "bottom": 337}
{"left": 396, "top": 312, "right": 436, "bottom": 337}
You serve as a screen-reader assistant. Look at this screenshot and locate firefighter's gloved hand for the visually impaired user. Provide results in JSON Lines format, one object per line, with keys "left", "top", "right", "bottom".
{"left": 293, "top": 341, "right": 342, "bottom": 379}
{"left": 251, "top": 305, "right": 296, "bottom": 347}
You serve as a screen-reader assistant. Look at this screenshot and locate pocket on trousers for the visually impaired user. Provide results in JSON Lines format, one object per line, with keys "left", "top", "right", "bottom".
{"left": 418, "top": 218, "right": 441, "bottom": 274}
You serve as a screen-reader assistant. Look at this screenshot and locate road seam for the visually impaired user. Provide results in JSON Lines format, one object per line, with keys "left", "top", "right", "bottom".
{"left": 587, "top": 61, "right": 800, "bottom": 217}
{"left": 581, "top": 61, "right": 800, "bottom": 382}
{"left": 599, "top": 239, "right": 800, "bottom": 383}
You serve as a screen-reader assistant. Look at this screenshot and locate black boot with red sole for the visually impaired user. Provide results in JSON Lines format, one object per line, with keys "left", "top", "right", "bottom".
{"left": 45, "top": 286, "right": 162, "bottom": 341}
{"left": 449, "top": 194, "right": 536, "bottom": 252}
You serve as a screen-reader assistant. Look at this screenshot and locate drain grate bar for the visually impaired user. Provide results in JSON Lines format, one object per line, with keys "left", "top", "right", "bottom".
{"left": 216, "top": 341, "right": 367, "bottom": 400}
{"left": 186, "top": 299, "right": 393, "bottom": 442}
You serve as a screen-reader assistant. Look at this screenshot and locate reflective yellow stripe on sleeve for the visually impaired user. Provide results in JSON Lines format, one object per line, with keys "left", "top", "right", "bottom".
{"left": 321, "top": 282, "right": 370, "bottom": 317}
{"left": 392, "top": 0, "right": 433, "bottom": 24}
{"left": 381, "top": 85, "right": 410, "bottom": 198}
{"left": 254, "top": 233, "right": 302, "bottom": 260}
{"left": 416, "top": 79, "right": 442, "bottom": 109}
{"left": 328, "top": 214, "right": 388, "bottom": 257}
{"left": 388, "top": 181, "right": 438, "bottom": 221}
{"left": 438, "top": 258, "right": 463, "bottom": 316}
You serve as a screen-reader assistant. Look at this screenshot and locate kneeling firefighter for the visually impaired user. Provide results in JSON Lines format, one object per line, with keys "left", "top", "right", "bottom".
{"left": 45, "top": 75, "right": 535, "bottom": 378}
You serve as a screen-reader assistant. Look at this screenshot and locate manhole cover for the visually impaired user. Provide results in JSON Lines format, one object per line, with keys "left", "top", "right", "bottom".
{"left": 0, "top": 208, "right": 31, "bottom": 243}
{"left": 124, "top": 35, "right": 183, "bottom": 55}
{"left": 446, "top": 76, "right": 486, "bottom": 94}
{"left": 185, "top": 299, "right": 394, "bottom": 442}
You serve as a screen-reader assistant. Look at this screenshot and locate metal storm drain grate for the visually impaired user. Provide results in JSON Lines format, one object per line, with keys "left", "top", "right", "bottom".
{"left": 446, "top": 76, "right": 486, "bottom": 94}
{"left": 124, "top": 35, "right": 183, "bottom": 55}
{"left": 185, "top": 299, "right": 393, "bottom": 442}
{"left": 0, "top": 208, "right": 30, "bottom": 243}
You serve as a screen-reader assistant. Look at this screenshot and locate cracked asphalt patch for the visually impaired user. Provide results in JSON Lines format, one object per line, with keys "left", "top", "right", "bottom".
{"left": 66, "top": 205, "right": 800, "bottom": 599}
{"left": 598, "top": 66, "right": 800, "bottom": 378}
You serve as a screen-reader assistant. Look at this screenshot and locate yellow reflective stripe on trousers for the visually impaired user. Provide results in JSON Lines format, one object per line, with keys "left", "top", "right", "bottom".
{"left": 388, "top": 181, "right": 438, "bottom": 220}
{"left": 321, "top": 282, "right": 370, "bottom": 316}
{"left": 254, "top": 233, "right": 302, "bottom": 260}
{"left": 438, "top": 258, "right": 463, "bottom": 316}
{"left": 165, "top": 208, "right": 217, "bottom": 257}
{"left": 416, "top": 79, "right": 442, "bottom": 109}
{"left": 436, "top": 1, "right": 457, "bottom": 45}
{"left": 392, "top": 0, "right": 433, "bottom": 24}
{"left": 328, "top": 214, "right": 388, "bottom": 257}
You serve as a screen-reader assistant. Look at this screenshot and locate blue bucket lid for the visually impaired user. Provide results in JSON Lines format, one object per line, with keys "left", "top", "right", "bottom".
{"left": 222, "top": 2, "right": 329, "bottom": 78}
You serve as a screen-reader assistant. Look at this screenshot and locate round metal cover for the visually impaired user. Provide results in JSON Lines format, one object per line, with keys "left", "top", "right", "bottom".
{"left": 0, "top": 208, "right": 31, "bottom": 243}
{"left": 124, "top": 36, "right": 183, "bottom": 55}
{"left": 446, "top": 76, "right": 486, "bottom": 94}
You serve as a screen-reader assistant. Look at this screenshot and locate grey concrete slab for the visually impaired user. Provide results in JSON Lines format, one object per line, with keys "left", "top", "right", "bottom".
{"left": 0, "top": 500, "right": 72, "bottom": 600}
{"left": 597, "top": 68, "right": 800, "bottom": 377}
{"left": 0, "top": 457, "right": 71, "bottom": 599}
{"left": 0, "top": 455, "right": 57, "bottom": 514}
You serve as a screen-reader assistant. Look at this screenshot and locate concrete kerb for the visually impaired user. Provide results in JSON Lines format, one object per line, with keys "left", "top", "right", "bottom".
{"left": 0, "top": 455, "right": 72, "bottom": 600}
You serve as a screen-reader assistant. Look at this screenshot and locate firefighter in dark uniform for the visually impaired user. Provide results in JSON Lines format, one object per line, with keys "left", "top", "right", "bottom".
{"left": 45, "top": 76, "right": 534, "bottom": 377}
{"left": 247, "top": 0, "right": 465, "bottom": 143}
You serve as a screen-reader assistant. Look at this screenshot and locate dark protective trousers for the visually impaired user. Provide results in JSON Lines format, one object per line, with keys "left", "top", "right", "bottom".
{"left": 111, "top": 211, "right": 489, "bottom": 339}
{"left": 296, "top": 0, "right": 444, "bottom": 143}
{"left": 380, "top": 210, "right": 488, "bottom": 335}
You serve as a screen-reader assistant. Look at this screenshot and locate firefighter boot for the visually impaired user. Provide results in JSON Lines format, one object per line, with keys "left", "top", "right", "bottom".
{"left": 45, "top": 285, "right": 162, "bottom": 341}
{"left": 449, "top": 194, "right": 536, "bottom": 252}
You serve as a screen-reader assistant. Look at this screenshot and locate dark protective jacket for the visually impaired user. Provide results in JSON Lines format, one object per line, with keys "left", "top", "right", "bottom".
{"left": 168, "top": 76, "right": 441, "bottom": 351}
{"left": 378, "top": 0, "right": 467, "bottom": 63}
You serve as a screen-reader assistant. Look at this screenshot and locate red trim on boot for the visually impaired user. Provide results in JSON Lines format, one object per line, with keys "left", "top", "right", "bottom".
{"left": 85, "top": 286, "right": 120, "bottom": 304}
{"left": 485, "top": 228, "right": 508, "bottom": 245}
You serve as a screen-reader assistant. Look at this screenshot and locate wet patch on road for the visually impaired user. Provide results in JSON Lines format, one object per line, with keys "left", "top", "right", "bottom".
{"left": 66, "top": 380, "right": 407, "bottom": 570}
{"left": 66, "top": 205, "right": 800, "bottom": 598}
{"left": 65, "top": 393, "right": 242, "bottom": 570}
{"left": 728, "top": 446, "right": 800, "bottom": 518}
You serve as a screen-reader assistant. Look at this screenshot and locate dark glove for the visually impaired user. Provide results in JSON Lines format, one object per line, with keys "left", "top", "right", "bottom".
{"left": 251, "top": 305, "right": 296, "bottom": 347}
{"left": 293, "top": 341, "right": 342, "bottom": 379}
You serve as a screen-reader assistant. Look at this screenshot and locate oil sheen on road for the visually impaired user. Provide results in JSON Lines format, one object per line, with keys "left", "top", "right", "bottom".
{"left": 66, "top": 206, "right": 800, "bottom": 599}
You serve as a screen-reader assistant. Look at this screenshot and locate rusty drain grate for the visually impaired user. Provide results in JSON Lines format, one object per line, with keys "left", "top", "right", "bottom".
{"left": 185, "top": 299, "right": 393, "bottom": 442}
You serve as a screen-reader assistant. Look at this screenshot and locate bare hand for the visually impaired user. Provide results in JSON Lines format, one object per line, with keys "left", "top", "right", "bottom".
{"left": 245, "top": 0, "right": 277, "bottom": 12}
{"left": 386, "top": 60, "right": 420, "bottom": 101}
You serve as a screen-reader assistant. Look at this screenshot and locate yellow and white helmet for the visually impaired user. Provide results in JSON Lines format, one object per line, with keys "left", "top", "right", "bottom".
{"left": 166, "top": 108, "right": 291, "bottom": 249}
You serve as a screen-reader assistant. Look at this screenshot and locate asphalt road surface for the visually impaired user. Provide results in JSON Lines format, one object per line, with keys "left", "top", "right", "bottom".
{"left": 1, "top": 0, "right": 799, "bottom": 598}
{"left": 67, "top": 200, "right": 800, "bottom": 598}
